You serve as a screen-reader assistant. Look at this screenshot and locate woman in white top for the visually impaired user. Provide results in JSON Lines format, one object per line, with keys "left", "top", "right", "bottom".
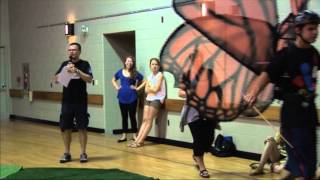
{"left": 128, "top": 58, "right": 166, "bottom": 148}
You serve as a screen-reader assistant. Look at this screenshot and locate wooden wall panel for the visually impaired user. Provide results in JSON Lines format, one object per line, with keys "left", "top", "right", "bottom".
{"left": 11, "top": 90, "right": 319, "bottom": 122}
{"left": 164, "top": 99, "right": 184, "bottom": 112}
{"left": 9, "top": 89, "right": 24, "bottom": 98}
{"left": 33, "top": 91, "right": 61, "bottom": 102}
{"left": 164, "top": 99, "right": 281, "bottom": 121}
{"left": 87, "top": 94, "right": 103, "bottom": 105}
{"left": 9, "top": 89, "right": 103, "bottom": 106}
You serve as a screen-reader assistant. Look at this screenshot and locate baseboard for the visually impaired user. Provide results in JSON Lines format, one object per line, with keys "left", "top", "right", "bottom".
{"left": 9, "top": 115, "right": 105, "bottom": 133}
{"left": 145, "top": 136, "right": 261, "bottom": 161}
{"left": 9, "top": 114, "right": 260, "bottom": 161}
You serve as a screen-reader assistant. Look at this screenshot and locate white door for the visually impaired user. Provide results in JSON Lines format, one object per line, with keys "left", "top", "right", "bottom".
{"left": 0, "top": 47, "right": 8, "bottom": 120}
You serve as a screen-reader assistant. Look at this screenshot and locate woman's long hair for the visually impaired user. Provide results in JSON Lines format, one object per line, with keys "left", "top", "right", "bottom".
{"left": 124, "top": 56, "right": 137, "bottom": 79}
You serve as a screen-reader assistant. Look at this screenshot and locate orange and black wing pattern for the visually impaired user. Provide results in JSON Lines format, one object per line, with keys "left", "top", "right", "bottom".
{"left": 277, "top": 0, "right": 309, "bottom": 50}
{"left": 160, "top": 24, "right": 273, "bottom": 121}
{"left": 160, "top": 0, "right": 309, "bottom": 121}
{"left": 173, "top": 0, "right": 279, "bottom": 73}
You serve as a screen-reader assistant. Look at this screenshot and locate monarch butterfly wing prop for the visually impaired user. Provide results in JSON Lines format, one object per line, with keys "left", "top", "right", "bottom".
{"left": 276, "top": 14, "right": 296, "bottom": 50}
{"left": 277, "top": 0, "right": 309, "bottom": 50}
{"left": 245, "top": 0, "right": 310, "bottom": 116}
{"left": 160, "top": 24, "right": 274, "bottom": 121}
{"left": 290, "top": 0, "right": 309, "bottom": 15}
{"left": 173, "top": 0, "right": 279, "bottom": 74}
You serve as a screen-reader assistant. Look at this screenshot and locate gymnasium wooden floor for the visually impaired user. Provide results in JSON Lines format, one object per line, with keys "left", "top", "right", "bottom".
{"left": 0, "top": 119, "right": 281, "bottom": 179}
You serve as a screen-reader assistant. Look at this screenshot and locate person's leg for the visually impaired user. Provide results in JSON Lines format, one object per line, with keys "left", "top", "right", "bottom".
{"left": 298, "top": 127, "right": 316, "bottom": 179}
{"left": 78, "top": 129, "right": 87, "bottom": 154}
{"left": 134, "top": 105, "right": 150, "bottom": 143}
{"left": 59, "top": 103, "right": 74, "bottom": 163}
{"left": 78, "top": 129, "right": 88, "bottom": 163}
{"left": 132, "top": 132, "right": 137, "bottom": 140}
{"left": 59, "top": 129, "right": 73, "bottom": 163}
{"left": 188, "top": 120, "right": 202, "bottom": 161}
{"left": 251, "top": 137, "right": 280, "bottom": 175}
{"left": 188, "top": 120, "right": 210, "bottom": 178}
{"left": 119, "top": 102, "right": 129, "bottom": 141}
{"left": 269, "top": 142, "right": 281, "bottom": 162}
{"left": 128, "top": 101, "right": 138, "bottom": 139}
{"left": 202, "top": 120, "right": 216, "bottom": 153}
{"left": 281, "top": 128, "right": 316, "bottom": 179}
{"left": 198, "top": 120, "right": 215, "bottom": 172}
{"left": 75, "top": 104, "right": 89, "bottom": 162}
{"left": 134, "top": 102, "right": 159, "bottom": 145}
{"left": 282, "top": 137, "right": 298, "bottom": 179}
{"left": 62, "top": 130, "right": 72, "bottom": 154}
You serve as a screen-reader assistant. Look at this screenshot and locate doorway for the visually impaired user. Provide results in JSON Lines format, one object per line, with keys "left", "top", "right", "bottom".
{"left": 103, "top": 31, "right": 136, "bottom": 134}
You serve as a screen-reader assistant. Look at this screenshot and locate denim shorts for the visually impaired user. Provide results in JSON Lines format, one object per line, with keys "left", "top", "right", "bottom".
{"left": 145, "top": 100, "right": 162, "bottom": 109}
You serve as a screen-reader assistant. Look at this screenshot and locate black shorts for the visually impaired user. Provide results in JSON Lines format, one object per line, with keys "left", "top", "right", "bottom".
{"left": 60, "top": 103, "right": 89, "bottom": 131}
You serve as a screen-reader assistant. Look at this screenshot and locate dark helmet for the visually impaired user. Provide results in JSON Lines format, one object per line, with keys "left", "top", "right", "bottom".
{"left": 294, "top": 10, "right": 320, "bottom": 27}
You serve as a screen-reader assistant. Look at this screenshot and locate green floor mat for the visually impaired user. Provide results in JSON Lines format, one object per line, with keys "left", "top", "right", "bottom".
{"left": 0, "top": 165, "right": 22, "bottom": 179}
{"left": 3, "top": 167, "right": 157, "bottom": 180}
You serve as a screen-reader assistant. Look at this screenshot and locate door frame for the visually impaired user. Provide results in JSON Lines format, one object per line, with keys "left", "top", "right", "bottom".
{"left": 103, "top": 31, "right": 136, "bottom": 134}
{"left": 0, "top": 46, "right": 9, "bottom": 120}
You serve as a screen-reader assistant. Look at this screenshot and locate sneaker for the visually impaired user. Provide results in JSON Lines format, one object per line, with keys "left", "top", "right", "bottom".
{"left": 80, "top": 153, "right": 88, "bottom": 163}
{"left": 59, "top": 153, "right": 72, "bottom": 163}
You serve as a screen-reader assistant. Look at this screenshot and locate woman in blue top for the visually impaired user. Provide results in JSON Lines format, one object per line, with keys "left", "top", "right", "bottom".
{"left": 112, "top": 56, "right": 145, "bottom": 142}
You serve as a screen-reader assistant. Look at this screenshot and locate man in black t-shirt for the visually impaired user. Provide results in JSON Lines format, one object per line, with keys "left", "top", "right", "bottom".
{"left": 54, "top": 42, "right": 93, "bottom": 163}
{"left": 244, "top": 11, "right": 320, "bottom": 179}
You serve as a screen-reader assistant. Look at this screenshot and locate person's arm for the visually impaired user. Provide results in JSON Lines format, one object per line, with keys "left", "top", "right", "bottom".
{"left": 131, "top": 73, "right": 146, "bottom": 91}
{"left": 244, "top": 48, "right": 289, "bottom": 106}
{"left": 135, "top": 80, "right": 146, "bottom": 91}
{"left": 52, "top": 75, "right": 59, "bottom": 84}
{"left": 146, "top": 73, "right": 164, "bottom": 93}
{"left": 243, "top": 72, "right": 270, "bottom": 106}
{"left": 145, "top": 80, "right": 151, "bottom": 93}
{"left": 75, "top": 68, "right": 92, "bottom": 83}
{"left": 111, "top": 77, "right": 120, "bottom": 90}
{"left": 68, "top": 63, "right": 92, "bottom": 83}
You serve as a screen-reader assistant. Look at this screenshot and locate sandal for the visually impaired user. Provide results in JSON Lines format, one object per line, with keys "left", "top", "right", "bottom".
{"left": 199, "top": 169, "right": 210, "bottom": 178}
{"left": 127, "top": 142, "right": 135, "bottom": 147}
{"left": 127, "top": 142, "right": 136, "bottom": 147}
{"left": 249, "top": 162, "right": 259, "bottom": 169}
{"left": 128, "top": 142, "right": 143, "bottom": 148}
